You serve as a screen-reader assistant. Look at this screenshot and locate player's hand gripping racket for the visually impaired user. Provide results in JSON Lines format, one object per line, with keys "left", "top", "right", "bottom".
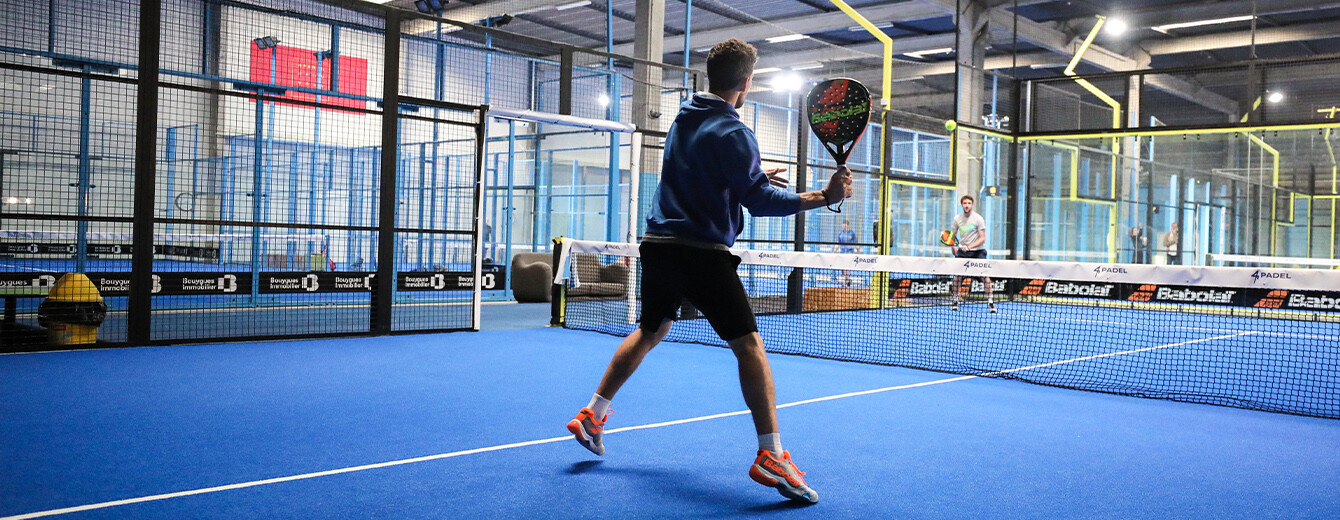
{"left": 806, "top": 78, "right": 872, "bottom": 212}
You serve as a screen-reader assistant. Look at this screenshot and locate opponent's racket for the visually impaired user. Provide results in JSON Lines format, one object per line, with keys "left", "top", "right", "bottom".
{"left": 806, "top": 78, "right": 872, "bottom": 212}
{"left": 939, "top": 230, "right": 957, "bottom": 246}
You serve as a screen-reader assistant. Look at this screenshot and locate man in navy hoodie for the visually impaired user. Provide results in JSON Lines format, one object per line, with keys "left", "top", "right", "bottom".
{"left": 567, "top": 38, "right": 851, "bottom": 504}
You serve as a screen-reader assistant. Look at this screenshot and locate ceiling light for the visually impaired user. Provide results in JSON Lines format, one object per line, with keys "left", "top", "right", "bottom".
{"left": 1151, "top": 15, "right": 1253, "bottom": 33}
{"left": 598, "top": 93, "right": 610, "bottom": 107}
{"left": 555, "top": 0, "right": 591, "bottom": 10}
{"left": 753, "top": 67, "right": 781, "bottom": 75}
{"left": 771, "top": 73, "right": 803, "bottom": 92}
{"left": 765, "top": 34, "right": 808, "bottom": 44}
{"left": 4, "top": 197, "right": 16, "bottom": 204}
{"left": 252, "top": 36, "right": 280, "bottom": 50}
{"left": 414, "top": 0, "right": 445, "bottom": 14}
{"left": 791, "top": 63, "right": 823, "bottom": 71}
{"left": 361, "top": 0, "right": 394, "bottom": 4}
{"left": 847, "top": 22, "right": 893, "bottom": 31}
{"left": 1104, "top": 18, "right": 1128, "bottom": 36}
{"left": 1267, "top": 91, "right": 1284, "bottom": 103}
{"left": 905, "top": 47, "right": 953, "bottom": 58}
{"left": 480, "top": 14, "right": 513, "bottom": 27}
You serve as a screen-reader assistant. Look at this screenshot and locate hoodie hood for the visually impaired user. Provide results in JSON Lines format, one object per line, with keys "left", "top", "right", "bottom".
{"left": 643, "top": 93, "right": 802, "bottom": 247}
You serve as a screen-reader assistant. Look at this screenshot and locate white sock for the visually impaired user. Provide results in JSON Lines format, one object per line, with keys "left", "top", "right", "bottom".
{"left": 758, "top": 433, "right": 783, "bottom": 456}
{"left": 587, "top": 393, "right": 611, "bottom": 419}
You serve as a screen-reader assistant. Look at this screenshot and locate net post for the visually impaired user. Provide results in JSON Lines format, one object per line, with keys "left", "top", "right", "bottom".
{"left": 1006, "top": 78, "right": 1022, "bottom": 261}
{"left": 625, "top": 134, "right": 642, "bottom": 324}
{"left": 789, "top": 89, "right": 810, "bottom": 313}
{"left": 877, "top": 107, "right": 893, "bottom": 307}
{"left": 550, "top": 237, "right": 565, "bottom": 327}
{"left": 471, "top": 104, "right": 489, "bottom": 331}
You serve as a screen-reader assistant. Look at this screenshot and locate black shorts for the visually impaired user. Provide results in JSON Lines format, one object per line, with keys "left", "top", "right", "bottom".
{"left": 954, "top": 249, "right": 987, "bottom": 259}
{"left": 638, "top": 241, "right": 758, "bottom": 341}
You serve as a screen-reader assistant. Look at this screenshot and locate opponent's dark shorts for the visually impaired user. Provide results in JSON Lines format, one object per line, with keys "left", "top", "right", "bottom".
{"left": 954, "top": 248, "right": 988, "bottom": 259}
{"left": 638, "top": 241, "right": 757, "bottom": 341}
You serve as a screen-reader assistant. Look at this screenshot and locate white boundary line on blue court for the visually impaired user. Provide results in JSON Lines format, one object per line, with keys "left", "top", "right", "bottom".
{"left": 0, "top": 331, "right": 1257, "bottom": 520}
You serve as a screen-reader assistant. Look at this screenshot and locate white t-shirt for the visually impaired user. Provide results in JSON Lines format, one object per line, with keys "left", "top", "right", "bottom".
{"left": 952, "top": 211, "right": 987, "bottom": 251}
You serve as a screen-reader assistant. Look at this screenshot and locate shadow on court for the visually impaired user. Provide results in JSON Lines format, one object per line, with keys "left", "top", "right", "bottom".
{"left": 563, "top": 459, "right": 818, "bottom": 515}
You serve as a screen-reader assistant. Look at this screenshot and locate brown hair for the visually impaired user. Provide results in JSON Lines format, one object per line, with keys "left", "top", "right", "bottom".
{"left": 706, "top": 39, "right": 757, "bottom": 92}
{"left": 960, "top": 195, "right": 975, "bottom": 203}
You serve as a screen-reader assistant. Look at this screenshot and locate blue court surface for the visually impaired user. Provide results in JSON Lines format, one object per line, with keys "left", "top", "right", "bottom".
{"left": 3, "top": 327, "right": 1339, "bottom": 519}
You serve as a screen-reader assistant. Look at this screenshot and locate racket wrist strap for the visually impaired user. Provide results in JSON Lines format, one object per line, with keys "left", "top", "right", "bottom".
{"left": 824, "top": 190, "right": 842, "bottom": 213}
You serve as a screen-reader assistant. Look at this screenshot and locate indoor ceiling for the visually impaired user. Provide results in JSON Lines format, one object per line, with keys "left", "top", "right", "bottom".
{"left": 371, "top": 0, "right": 1340, "bottom": 121}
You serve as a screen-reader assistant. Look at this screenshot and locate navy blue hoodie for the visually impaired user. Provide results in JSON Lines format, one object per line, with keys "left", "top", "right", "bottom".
{"left": 644, "top": 94, "right": 802, "bottom": 247}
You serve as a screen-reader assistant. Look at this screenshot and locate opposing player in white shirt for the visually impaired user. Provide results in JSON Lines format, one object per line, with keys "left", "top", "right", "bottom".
{"left": 948, "top": 195, "right": 995, "bottom": 313}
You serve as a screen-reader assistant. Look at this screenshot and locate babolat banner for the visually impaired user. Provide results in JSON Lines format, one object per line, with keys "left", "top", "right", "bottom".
{"left": 1014, "top": 280, "right": 1247, "bottom": 307}
{"left": 1015, "top": 280, "right": 1296, "bottom": 309}
{"left": 1015, "top": 279, "right": 1122, "bottom": 300}
{"left": 0, "top": 242, "right": 220, "bottom": 259}
{"left": 1133, "top": 284, "right": 1244, "bottom": 306}
{"left": 260, "top": 272, "right": 377, "bottom": 294}
{"left": 1244, "top": 288, "right": 1340, "bottom": 311}
{"left": 397, "top": 264, "right": 506, "bottom": 292}
{"left": 888, "top": 276, "right": 1007, "bottom": 298}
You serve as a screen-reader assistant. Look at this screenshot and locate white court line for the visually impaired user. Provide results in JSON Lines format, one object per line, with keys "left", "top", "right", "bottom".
{"left": 0, "top": 331, "right": 1258, "bottom": 520}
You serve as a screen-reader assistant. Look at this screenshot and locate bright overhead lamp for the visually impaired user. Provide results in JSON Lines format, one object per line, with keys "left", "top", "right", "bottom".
{"left": 414, "top": 0, "right": 445, "bottom": 13}
{"left": 598, "top": 93, "right": 610, "bottom": 107}
{"left": 361, "top": 0, "right": 394, "bottom": 4}
{"left": 765, "top": 34, "right": 808, "bottom": 44}
{"left": 847, "top": 22, "right": 893, "bottom": 31}
{"left": 753, "top": 67, "right": 782, "bottom": 75}
{"left": 252, "top": 36, "right": 280, "bottom": 50}
{"left": 771, "top": 73, "right": 803, "bottom": 92}
{"left": 482, "top": 14, "right": 513, "bottom": 27}
{"left": 1267, "top": 91, "right": 1284, "bottom": 103}
{"left": 1104, "top": 18, "right": 1128, "bottom": 36}
{"left": 555, "top": 0, "right": 591, "bottom": 10}
{"left": 905, "top": 47, "right": 952, "bottom": 58}
{"left": 791, "top": 63, "right": 823, "bottom": 71}
{"left": 1151, "top": 15, "right": 1254, "bottom": 33}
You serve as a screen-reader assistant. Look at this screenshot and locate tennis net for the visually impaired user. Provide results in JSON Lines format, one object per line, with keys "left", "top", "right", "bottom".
{"left": 554, "top": 239, "right": 1340, "bottom": 418}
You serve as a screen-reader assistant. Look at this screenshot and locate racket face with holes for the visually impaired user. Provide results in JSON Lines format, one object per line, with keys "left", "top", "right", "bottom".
{"left": 806, "top": 78, "right": 872, "bottom": 165}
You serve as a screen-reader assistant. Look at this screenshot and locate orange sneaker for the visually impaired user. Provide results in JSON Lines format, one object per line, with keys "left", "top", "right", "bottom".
{"left": 566, "top": 408, "right": 609, "bottom": 456}
{"left": 749, "top": 450, "right": 818, "bottom": 503}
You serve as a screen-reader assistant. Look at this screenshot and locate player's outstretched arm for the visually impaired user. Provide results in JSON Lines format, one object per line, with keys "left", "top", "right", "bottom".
{"left": 799, "top": 166, "right": 853, "bottom": 211}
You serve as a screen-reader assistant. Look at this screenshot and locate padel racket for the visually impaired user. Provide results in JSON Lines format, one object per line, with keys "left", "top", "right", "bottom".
{"left": 939, "top": 229, "right": 957, "bottom": 246}
{"left": 806, "top": 78, "right": 872, "bottom": 212}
